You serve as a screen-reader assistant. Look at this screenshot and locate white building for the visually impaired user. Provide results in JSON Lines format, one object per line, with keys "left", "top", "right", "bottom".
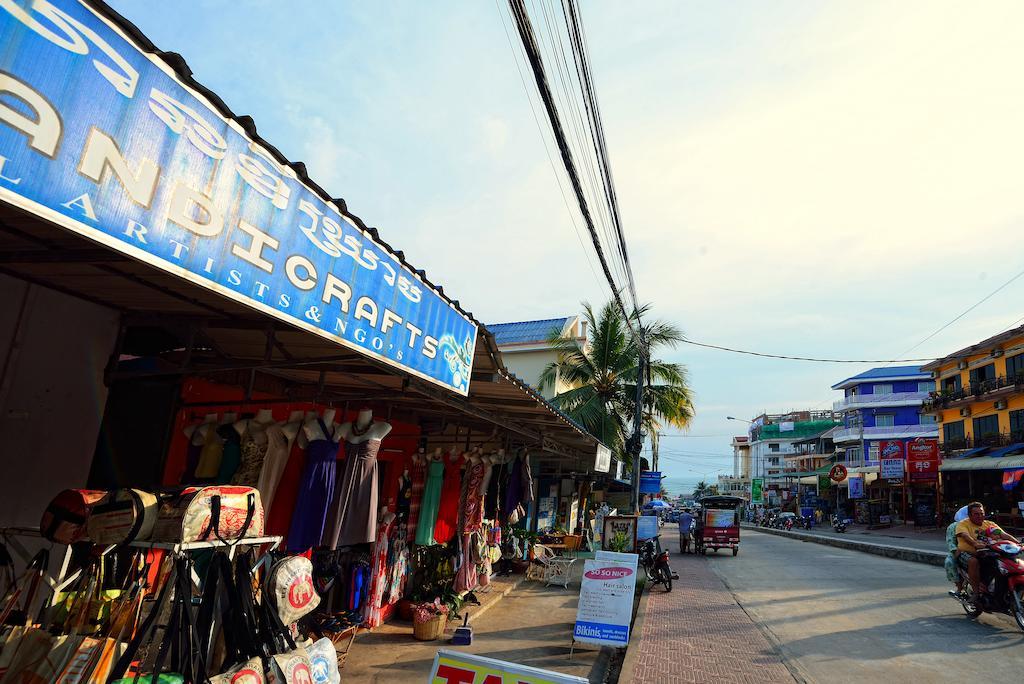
{"left": 488, "top": 316, "right": 587, "bottom": 399}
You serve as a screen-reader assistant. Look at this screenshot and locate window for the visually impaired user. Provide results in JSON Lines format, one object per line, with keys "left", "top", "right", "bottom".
{"left": 769, "top": 443, "right": 780, "bottom": 452}
{"left": 874, "top": 413, "right": 895, "bottom": 427}
{"left": 874, "top": 384, "right": 893, "bottom": 395}
{"left": 970, "top": 363, "right": 996, "bottom": 385}
{"left": 1011, "top": 410, "right": 1024, "bottom": 440}
{"left": 944, "top": 421, "right": 965, "bottom": 443}
{"left": 918, "top": 381, "right": 935, "bottom": 393}
{"left": 973, "top": 414, "right": 999, "bottom": 438}
{"left": 942, "top": 375, "right": 962, "bottom": 392}
{"left": 1007, "top": 354, "right": 1024, "bottom": 381}
{"left": 919, "top": 413, "right": 937, "bottom": 424}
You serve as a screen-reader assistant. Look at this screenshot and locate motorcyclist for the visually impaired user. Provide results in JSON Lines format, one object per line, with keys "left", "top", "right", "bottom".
{"left": 955, "top": 501, "right": 1020, "bottom": 601}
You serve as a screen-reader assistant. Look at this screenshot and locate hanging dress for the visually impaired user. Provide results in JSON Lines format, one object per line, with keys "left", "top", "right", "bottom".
{"left": 433, "top": 454, "right": 463, "bottom": 544}
{"left": 192, "top": 423, "right": 224, "bottom": 481}
{"left": 231, "top": 422, "right": 271, "bottom": 487}
{"left": 216, "top": 423, "right": 242, "bottom": 483}
{"left": 415, "top": 459, "right": 444, "bottom": 546}
{"left": 286, "top": 419, "right": 339, "bottom": 552}
{"left": 255, "top": 422, "right": 293, "bottom": 519}
{"left": 406, "top": 460, "right": 425, "bottom": 542}
{"left": 267, "top": 431, "right": 307, "bottom": 537}
{"left": 326, "top": 438, "right": 381, "bottom": 548}
{"left": 362, "top": 515, "right": 395, "bottom": 628}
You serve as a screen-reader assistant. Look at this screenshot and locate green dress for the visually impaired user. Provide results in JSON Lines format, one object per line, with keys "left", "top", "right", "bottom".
{"left": 415, "top": 459, "right": 445, "bottom": 546}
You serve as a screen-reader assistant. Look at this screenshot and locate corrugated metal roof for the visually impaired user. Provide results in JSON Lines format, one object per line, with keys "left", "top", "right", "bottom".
{"left": 940, "top": 455, "right": 1024, "bottom": 471}
{"left": 831, "top": 365, "right": 930, "bottom": 389}
{"left": 489, "top": 317, "right": 571, "bottom": 346}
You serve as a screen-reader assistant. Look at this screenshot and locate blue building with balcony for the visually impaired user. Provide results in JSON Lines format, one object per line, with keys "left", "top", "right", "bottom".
{"left": 831, "top": 366, "right": 938, "bottom": 466}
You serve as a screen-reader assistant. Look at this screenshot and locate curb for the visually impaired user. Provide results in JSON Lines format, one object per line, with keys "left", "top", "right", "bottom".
{"left": 465, "top": 575, "right": 523, "bottom": 625}
{"left": 746, "top": 525, "right": 946, "bottom": 566}
{"left": 615, "top": 581, "right": 650, "bottom": 684}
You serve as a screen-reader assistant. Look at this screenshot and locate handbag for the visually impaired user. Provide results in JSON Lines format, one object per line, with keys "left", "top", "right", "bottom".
{"left": 150, "top": 487, "right": 263, "bottom": 543}
{"left": 0, "top": 550, "right": 49, "bottom": 628}
{"left": 107, "top": 557, "right": 206, "bottom": 684}
{"left": 304, "top": 638, "right": 339, "bottom": 684}
{"left": 87, "top": 490, "right": 159, "bottom": 545}
{"left": 268, "top": 557, "right": 319, "bottom": 626}
{"left": 40, "top": 490, "right": 107, "bottom": 545}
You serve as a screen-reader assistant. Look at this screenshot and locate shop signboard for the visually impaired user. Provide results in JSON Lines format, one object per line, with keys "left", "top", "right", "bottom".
{"left": 881, "top": 458, "right": 905, "bottom": 480}
{"left": 0, "top": 1, "right": 478, "bottom": 395}
{"left": 907, "top": 438, "right": 940, "bottom": 482}
{"left": 751, "top": 477, "right": 764, "bottom": 503}
{"left": 601, "top": 516, "right": 638, "bottom": 553}
{"left": 594, "top": 444, "right": 611, "bottom": 473}
{"left": 537, "top": 497, "right": 556, "bottom": 530}
{"left": 636, "top": 515, "right": 659, "bottom": 540}
{"left": 817, "top": 474, "right": 831, "bottom": 491}
{"left": 573, "top": 558, "right": 638, "bottom": 648}
{"left": 639, "top": 471, "right": 661, "bottom": 494}
{"left": 430, "top": 649, "right": 587, "bottom": 684}
{"left": 848, "top": 475, "right": 865, "bottom": 499}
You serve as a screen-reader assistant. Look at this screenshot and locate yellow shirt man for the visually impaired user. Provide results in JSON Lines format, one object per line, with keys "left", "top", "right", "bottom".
{"left": 955, "top": 518, "right": 1002, "bottom": 554}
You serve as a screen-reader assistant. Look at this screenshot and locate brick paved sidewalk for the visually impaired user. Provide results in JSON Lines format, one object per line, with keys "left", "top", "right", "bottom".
{"left": 628, "top": 548, "right": 794, "bottom": 684}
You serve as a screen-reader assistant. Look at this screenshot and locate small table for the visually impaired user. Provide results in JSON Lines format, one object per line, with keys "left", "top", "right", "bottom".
{"left": 543, "top": 556, "right": 577, "bottom": 588}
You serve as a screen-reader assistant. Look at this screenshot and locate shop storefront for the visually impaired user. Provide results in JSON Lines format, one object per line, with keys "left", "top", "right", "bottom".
{"left": 0, "top": 2, "right": 605, "bottom": 680}
{"left": 940, "top": 454, "right": 1024, "bottom": 531}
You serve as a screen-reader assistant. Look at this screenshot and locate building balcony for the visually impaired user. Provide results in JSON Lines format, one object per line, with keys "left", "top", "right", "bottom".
{"left": 832, "top": 424, "right": 939, "bottom": 443}
{"left": 833, "top": 391, "right": 930, "bottom": 412}
{"left": 941, "top": 431, "right": 1024, "bottom": 455}
{"left": 922, "top": 374, "right": 1024, "bottom": 413}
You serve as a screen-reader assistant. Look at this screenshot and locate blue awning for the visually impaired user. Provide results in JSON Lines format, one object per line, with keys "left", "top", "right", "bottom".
{"left": 954, "top": 447, "right": 989, "bottom": 458}
{"left": 987, "top": 443, "right": 1024, "bottom": 459}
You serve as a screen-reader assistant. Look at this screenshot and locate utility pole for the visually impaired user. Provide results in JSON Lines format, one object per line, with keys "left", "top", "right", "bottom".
{"left": 629, "top": 329, "right": 646, "bottom": 513}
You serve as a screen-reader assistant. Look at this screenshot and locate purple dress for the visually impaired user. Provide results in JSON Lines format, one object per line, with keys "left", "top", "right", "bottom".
{"left": 286, "top": 419, "right": 339, "bottom": 551}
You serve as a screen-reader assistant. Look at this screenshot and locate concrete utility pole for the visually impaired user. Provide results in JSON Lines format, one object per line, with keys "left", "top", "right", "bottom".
{"left": 629, "top": 329, "right": 646, "bottom": 513}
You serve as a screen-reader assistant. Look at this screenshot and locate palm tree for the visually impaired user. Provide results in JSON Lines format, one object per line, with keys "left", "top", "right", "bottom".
{"left": 693, "top": 480, "right": 710, "bottom": 499}
{"left": 538, "top": 300, "right": 695, "bottom": 468}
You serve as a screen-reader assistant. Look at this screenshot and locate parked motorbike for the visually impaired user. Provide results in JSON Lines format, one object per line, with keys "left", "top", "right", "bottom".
{"left": 831, "top": 514, "right": 846, "bottom": 533}
{"left": 802, "top": 515, "right": 813, "bottom": 530}
{"left": 950, "top": 539, "right": 1024, "bottom": 631}
{"left": 639, "top": 538, "right": 678, "bottom": 593}
{"left": 783, "top": 516, "right": 794, "bottom": 531}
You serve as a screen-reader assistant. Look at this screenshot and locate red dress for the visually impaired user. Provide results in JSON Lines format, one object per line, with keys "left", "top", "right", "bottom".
{"left": 433, "top": 454, "right": 463, "bottom": 544}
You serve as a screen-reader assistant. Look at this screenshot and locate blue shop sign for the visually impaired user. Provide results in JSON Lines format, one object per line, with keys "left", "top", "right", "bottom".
{"left": 0, "top": 0, "right": 477, "bottom": 394}
{"left": 639, "top": 471, "right": 661, "bottom": 494}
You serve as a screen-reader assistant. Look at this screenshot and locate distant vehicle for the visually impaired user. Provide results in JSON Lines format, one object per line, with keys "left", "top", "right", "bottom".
{"left": 693, "top": 495, "right": 744, "bottom": 557}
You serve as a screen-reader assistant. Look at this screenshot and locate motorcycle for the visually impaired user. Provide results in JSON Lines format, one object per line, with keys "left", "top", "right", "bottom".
{"left": 783, "top": 516, "right": 794, "bottom": 531}
{"left": 950, "top": 539, "right": 1024, "bottom": 631}
{"left": 639, "top": 538, "right": 678, "bottom": 592}
{"left": 831, "top": 514, "right": 846, "bottom": 533}
{"left": 802, "top": 515, "right": 813, "bottom": 530}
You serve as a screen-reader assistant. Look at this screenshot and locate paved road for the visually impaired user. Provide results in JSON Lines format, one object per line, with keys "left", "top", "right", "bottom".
{"left": 710, "top": 530, "right": 1024, "bottom": 682}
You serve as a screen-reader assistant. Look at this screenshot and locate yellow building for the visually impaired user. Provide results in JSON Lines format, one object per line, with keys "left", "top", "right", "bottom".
{"left": 922, "top": 325, "right": 1024, "bottom": 451}
{"left": 922, "top": 325, "right": 1024, "bottom": 525}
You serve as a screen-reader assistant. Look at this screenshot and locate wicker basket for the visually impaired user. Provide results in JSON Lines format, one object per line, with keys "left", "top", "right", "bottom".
{"left": 413, "top": 613, "right": 447, "bottom": 641}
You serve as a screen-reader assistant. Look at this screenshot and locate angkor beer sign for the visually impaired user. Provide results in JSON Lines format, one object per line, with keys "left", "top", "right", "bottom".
{"left": 0, "top": 0, "right": 477, "bottom": 394}
{"left": 906, "top": 438, "right": 939, "bottom": 482}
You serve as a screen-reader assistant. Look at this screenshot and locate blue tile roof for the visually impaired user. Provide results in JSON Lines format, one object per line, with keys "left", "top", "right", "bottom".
{"left": 831, "top": 365, "right": 930, "bottom": 390}
{"left": 488, "top": 317, "right": 571, "bottom": 346}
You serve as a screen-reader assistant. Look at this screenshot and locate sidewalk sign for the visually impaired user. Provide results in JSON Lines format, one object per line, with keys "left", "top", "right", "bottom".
{"left": 636, "top": 515, "right": 659, "bottom": 540}
{"left": 594, "top": 550, "right": 639, "bottom": 565}
{"left": 848, "top": 475, "right": 865, "bottom": 499}
{"left": 573, "top": 558, "right": 638, "bottom": 648}
{"left": 429, "top": 649, "right": 587, "bottom": 683}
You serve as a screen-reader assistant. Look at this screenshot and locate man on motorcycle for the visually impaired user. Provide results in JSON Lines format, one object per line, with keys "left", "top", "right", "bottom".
{"left": 956, "top": 502, "right": 1020, "bottom": 601}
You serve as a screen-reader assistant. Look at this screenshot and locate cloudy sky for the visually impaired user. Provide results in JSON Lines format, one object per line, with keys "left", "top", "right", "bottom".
{"left": 109, "top": 0, "right": 1024, "bottom": 490}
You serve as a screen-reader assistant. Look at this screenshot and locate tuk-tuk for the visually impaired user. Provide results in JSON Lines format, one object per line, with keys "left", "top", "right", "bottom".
{"left": 694, "top": 495, "right": 744, "bottom": 556}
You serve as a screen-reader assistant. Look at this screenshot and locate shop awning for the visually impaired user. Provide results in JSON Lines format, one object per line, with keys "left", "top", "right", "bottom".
{"left": 0, "top": 0, "right": 606, "bottom": 471}
{"left": 940, "top": 455, "right": 1024, "bottom": 472}
{"left": 953, "top": 447, "right": 990, "bottom": 458}
{"left": 985, "top": 443, "right": 1024, "bottom": 459}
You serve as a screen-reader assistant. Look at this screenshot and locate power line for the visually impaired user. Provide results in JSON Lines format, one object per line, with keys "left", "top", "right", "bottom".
{"left": 505, "top": 0, "right": 639, "bottom": 330}
{"left": 678, "top": 338, "right": 937, "bottom": 363}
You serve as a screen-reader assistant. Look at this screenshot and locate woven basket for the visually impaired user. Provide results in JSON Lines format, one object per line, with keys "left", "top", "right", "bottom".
{"left": 413, "top": 613, "right": 447, "bottom": 641}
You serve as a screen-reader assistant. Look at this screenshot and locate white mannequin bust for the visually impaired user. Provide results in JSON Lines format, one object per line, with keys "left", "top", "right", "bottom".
{"left": 338, "top": 408, "right": 392, "bottom": 443}
{"left": 234, "top": 408, "right": 276, "bottom": 436}
{"left": 302, "top": 408, "right": 338, "bottom": 442}
{"left": 185, "top": 413, "right": 218, "bottom": 442}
